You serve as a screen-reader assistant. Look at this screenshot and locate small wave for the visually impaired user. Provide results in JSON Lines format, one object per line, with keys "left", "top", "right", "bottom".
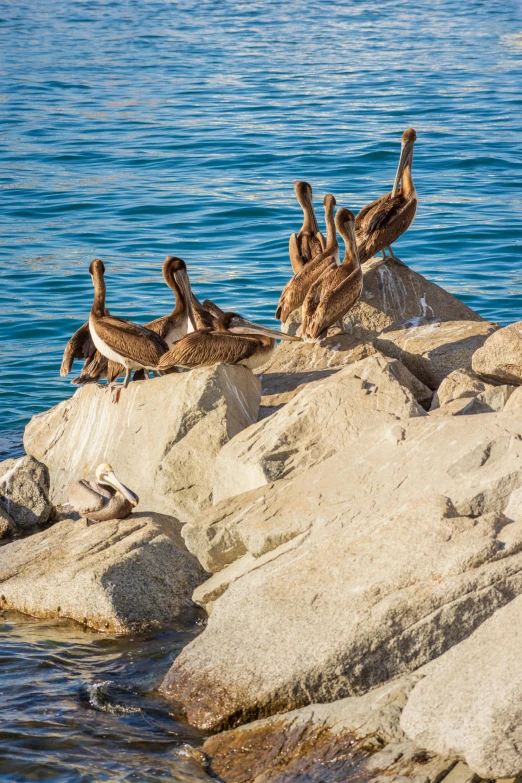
{"left": 81, "top": 680, "right": 142, "bottom": 715}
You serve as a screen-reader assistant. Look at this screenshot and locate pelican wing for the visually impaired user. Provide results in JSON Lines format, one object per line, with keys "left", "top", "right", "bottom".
{"left": 60, "top": 322, "right": 94, "bottom": 376}
{"left": 367, "top": 194, "right": 405, "bottom": 234}
{"left": 157, "top": 330, "right": 260, "bottom": 370}
{"left": 94, "top": 316, "right": 168, "bottom": 366}
{"left": 305, "top": 267, "right": 363, "bottom": 339}
{"left": 68, "top": 479, "right": 110, "bottom": 515}
{"left": 276, "top": 250, "right": 337, "bottom": 321}
{"left": 143, "top": 313, "right": 172, "bottom": 341}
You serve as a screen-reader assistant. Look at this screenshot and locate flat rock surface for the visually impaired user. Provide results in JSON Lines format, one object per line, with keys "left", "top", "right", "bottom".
{"left": 282, "top": 257, "right": 484, "bottom": 340}
{"left": 24, "top": 366, "right": 260, "bottom": 523}
{"left": 0, "top": 512, "right": 207, "bottom": 633}
{"left": 374, "top": 319, "right": 498, "bottom": 389}
{"left": 214, "top": 354, "right": 425, "bottom": 503}
{"left": 472, "top": 320, "right": 522, "bottom": 385}
{"left": 401, "top": 594, "right": 522, "bottom": 778}
{"left": 163, "top": 411, "right": 522, "bottom": 730}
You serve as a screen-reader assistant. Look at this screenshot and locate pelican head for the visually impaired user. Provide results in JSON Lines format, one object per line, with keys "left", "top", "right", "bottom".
{"left": 391, "top": 128, "right": 417, "bottom": 198}
{"left": 294, "top": 180, "right": 313, "bottom": 207}
{"left": 165, "top": 256, "right": 197, "bottom": 325}
{"left": 163, "top": 255, "right": 187, "bottom": 277}
{"left": 323, "top": 193, "right": 336, "bottom": 209}
{"left": 220, "top": 313, "right": 301, "bottom": 341}
{"left": 335, "top": 207, "right": 355, "bottom": 235}
{"left": 95, "top": 462, "right": 139, "bottom": 506}
{"left": 89, "top": 258, "right": 105, "bottom": 280}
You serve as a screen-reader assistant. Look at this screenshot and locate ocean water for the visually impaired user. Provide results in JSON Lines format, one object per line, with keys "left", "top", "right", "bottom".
{"left": 1, "top": 0, "right": 522, "bottom": 779}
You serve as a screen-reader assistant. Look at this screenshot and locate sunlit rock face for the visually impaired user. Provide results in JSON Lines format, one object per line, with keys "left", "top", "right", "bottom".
{"left": 24, "top": 366, "right": 260, "bottom": 524}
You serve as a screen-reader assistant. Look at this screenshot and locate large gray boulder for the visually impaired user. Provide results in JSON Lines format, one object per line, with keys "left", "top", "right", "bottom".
{"left": 24, "top": 366, "right": 260, "bottom": 523}
{"left": 0, "top": 512, "right": 207, "bottom": 633}
{"left": 214, "top": 354, "right": 425, "bottom": 503}
{"left": 0, "top": 455, "right": 53, "bottom": 537}
{"left": 282, "top": 257, "right": 484, "bottom": 340}
{"left": 163, "top": 411, "right": 522, "bottom": 730}
{"left": 401, "top": 595, "right": 522, "bottom": 778}
{"left": 472, "top": 320, "right": 522, "bottom": 385}
{"left": 374, "top": 319, "right": 498, "bottom": 389}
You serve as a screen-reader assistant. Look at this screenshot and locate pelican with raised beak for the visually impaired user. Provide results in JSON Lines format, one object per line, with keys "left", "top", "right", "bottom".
{"left": 355, "top": 128, "right": 418, "bottom": 263}
{"left": 289, "top": 181, "right": 326, "bottom": 273}
{"left": 157, "top": 312, "right": 300, "bottom": 372}
{"left": 302, "top": 207, "right": 363, "bottom": 340}
{"left": 88, "top": 259, "right": 168, "bottom": 391}
{"left": 65, "top": 463, "right": 139, "bottom": 522}
{"left": 276, "top": 194, "right": 339, "bottom": 324}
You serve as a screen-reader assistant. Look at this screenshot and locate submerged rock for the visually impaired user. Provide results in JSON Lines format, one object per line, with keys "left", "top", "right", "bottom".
{"left": 214, "top": 354, "right": 425, "bottom": 503}
{"left": 401, "top": 595, "right": 522, "bottom": 778}
{"left": 472, "top": 320, "right": 522, "bottom": 385}
{"left": 0, "top": 512, "right": 207, "bottom": 633}
{"left": 374, "top": 319, "right": 498, "bottom": 389}
{"left": 162, "top": 410, "right": 522, "bottom": 730}
{"left": 0, "top": 455, "right": 53, "bottom": 537}
{"left": 24, "top": 366, "right": 260, "bottom": 523}
{"left": 282, "top": 257, "right": 484, "bottom": 340}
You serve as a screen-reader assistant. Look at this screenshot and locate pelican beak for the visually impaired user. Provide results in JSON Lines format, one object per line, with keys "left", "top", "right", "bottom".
{"left": 228, "top": 317, "right": 301, "bottom": 341}
{"left": 105, "top": 471, "right": 139, "bottom": 506}
{"left": 391, "top": 140, "right": 415, "bottom": 199}
{"left": 175, "top": 269, "right": 197, "bottom": 330}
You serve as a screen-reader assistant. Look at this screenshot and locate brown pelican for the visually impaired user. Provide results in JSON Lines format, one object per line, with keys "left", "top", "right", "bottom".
{"left": 301, "top": 207, "right": 363, "bottom": 340}
{"left": 276, "top": 194, "right": 339, "bottom": 324}
{"left": 65, "top": 463, "right": 138, "bottom": 521}
{"left": 157, "top": 312, "right": 300, "bottom": 372}
{"left": 88, "top": 259, "right": 168, "bottom": 390}
{"left": 355, "top": 128, "right": 417, "bottom": 263}
{"left": 61, "top": 256, "right": 194, "bottom": 385}
{"left": 289, "top": 181, "right": 326, "bottom": 274}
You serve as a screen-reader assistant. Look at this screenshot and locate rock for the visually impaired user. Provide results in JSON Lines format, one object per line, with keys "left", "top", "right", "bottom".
{"left": 0, "top": 455, "right": 53, "bottom": 536}
{"left": 505, "top": 385, "right": 522, "bottom": 411}
{"left": 282, "top": 257, "right": 485, "bottom": 340}
{"left": 457, "top": 385, "right": 516, "bottom": 415}
{"left": 162, "top": 411, "right": 522, "bottom": 730}
{"left": 428, "top": 398, "right": 474, "bottom": 418}
{"left": 202, "top": 678, "right": 458, "bottom": 783}
{"left": 213, "top": 354, "right": 425, "bottom": 503}
{"left": 430, "top": 368, "right": 494, "bottom": 410}
{"left": 24, "top": 366, "right": 260, "bottom": 523}
{"left": 0, "top": 512, "right": 207, "bottom": 633}
{"left": 374, "top": 319, "right": 498, "bottom": 389}
{"left": 401, "top": 595, "right": 522, "bottom": 778}
{"left": 472, "top": 320, "right": 522, "bottom": 385}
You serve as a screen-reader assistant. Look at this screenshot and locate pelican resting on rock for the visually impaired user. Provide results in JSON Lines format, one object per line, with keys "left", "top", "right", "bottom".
{"left": 289, "top": 181, "right": 326, "bottom": 274}
{"left": 157, "top": 312, "right": 300, "bottom": 372}
{"left": 65, "top": 463, "right": 139, "bottom": 522}
{"left": 355, "top": 128, "right": 417, "bottom": 263}
{"left": 276, "top": 194, "right": 339, "bottom": 324}
{"left": 301, "top": 207, "right": 363, "bottom": 340}
{"left": 88, "top": 258, "right": 168, "bottom": 391}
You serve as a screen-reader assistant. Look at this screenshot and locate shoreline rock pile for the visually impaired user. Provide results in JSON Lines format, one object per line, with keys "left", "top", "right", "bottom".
{"left": 2, "top": 258, "right": 522, "bottom": 781}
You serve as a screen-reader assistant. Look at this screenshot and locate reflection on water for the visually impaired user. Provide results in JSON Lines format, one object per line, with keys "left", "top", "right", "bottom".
{"left": 0, "top": 612, "right": 209, "bottom": 782}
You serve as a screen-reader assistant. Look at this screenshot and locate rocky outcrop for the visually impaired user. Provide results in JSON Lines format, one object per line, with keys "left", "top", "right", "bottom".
{"left": 401, "top": 595, "right": 522, "bottom": 778}
{"left": 374, "top": 319, "right": 498, "bottom": 389}
{"left": 282, "top": 257, "right": 484, "bottom": 339}
{"left": 24, "top": 366, "right": 260, "bottom": 523}
{"left": 0, "top": 512, "right": 207, "bottom": 633}
{"left": 214, "top": 354, "right": 425, "bottom": 503}
{"left": 163, "top": 410, "right": 522, "bottom": 730}
{"left": 472, "top": 320, "right": 522, "bottom": 385}
{"left": 0, "top": 455, "right": 53, "bottom": 538}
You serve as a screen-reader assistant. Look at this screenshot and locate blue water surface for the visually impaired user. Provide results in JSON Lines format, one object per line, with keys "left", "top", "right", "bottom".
{"left": 2, "top": 0, "right": 522, "bottom": 439}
